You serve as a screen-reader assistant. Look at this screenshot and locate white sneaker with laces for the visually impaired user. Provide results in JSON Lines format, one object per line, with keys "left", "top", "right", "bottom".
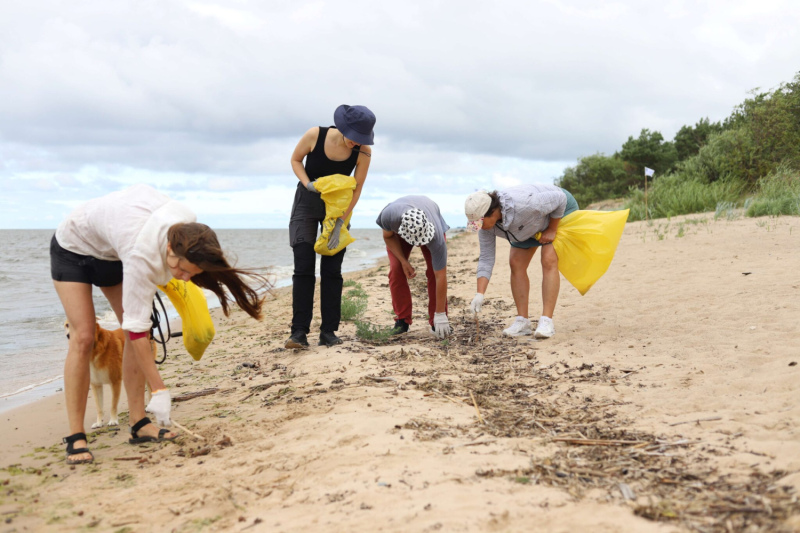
{"left": 503, "top": 316, "right": 532, "bottom": 337}
{"left": 534, "top": 316, "right": 555, "bottom": 339}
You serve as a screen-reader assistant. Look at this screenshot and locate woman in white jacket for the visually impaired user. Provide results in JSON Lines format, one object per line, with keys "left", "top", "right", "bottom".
{"left": 51, "top": 184, "right": 267, "bottom": 464}
{"left": 464, "top": 184, "right": 579, "bottom": 339}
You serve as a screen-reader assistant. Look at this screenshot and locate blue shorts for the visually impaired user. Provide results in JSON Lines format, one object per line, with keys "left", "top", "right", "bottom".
{"left": 510, "top": 189, "right": 579, "bottom": 249}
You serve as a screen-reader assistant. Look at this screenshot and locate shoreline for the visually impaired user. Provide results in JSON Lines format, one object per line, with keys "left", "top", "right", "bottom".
{"left": 0, "top": 245, "right": 391, "bottom": 414}
{"left": 0, "top": 377, "right": 63, "bottom": 414}
{"left": 1, "top": 216, "right": 799, "bottom": 532}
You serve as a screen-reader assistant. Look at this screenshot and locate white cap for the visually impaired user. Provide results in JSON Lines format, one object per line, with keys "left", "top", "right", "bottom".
{"left": 464, "top": 191, "right": 492, "bottom": 222}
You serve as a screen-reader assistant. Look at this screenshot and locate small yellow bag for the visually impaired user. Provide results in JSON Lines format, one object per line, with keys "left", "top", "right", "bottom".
{"left": 536, "top": 209, "right": 629, "bottom": 295}
{"left": 157, "top": 279, "right": 215, "bottom": 361}
{"left": 313, "top": 174, "right": 357, "bottom": 256}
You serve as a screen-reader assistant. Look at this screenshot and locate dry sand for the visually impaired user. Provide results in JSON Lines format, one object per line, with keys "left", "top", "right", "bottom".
{"left": 1, "top": 213, "right": 799, "bottom": 533}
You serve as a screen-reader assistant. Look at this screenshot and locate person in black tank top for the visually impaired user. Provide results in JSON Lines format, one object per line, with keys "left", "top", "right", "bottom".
{"left": 286, "top": 105, "right": 376, "bottom": 348}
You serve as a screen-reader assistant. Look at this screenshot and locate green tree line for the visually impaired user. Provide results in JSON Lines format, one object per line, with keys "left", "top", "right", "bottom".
{"left": 555, "top": 71, "right": 800, "bottom": 220}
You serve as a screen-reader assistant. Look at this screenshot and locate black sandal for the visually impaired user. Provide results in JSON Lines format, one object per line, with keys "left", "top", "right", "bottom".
{"left": 129, "top": 417, "right": 178, "bottom": 444}
{"left": 63, "top": 433, "right": 94, "bottom": 465}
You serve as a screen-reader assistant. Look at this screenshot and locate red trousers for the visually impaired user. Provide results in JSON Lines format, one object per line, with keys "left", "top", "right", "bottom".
{"left": 387, "top": 239, "right": 447, "bottom": 327}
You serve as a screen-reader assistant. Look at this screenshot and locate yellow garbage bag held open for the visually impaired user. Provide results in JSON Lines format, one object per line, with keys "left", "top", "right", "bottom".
{"left": 535, "top": 209, "right": 629, "bottom": 295}
{"left": 157, "top": 279, "right": 215, "bottom": 361}
{"left": 313, "top": 174, "right": 357, "bottom": 256}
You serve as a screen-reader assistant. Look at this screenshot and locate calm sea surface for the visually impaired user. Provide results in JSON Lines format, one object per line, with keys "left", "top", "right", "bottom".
{"left": 0, "top": 228, "right": 386, "bottom": 412}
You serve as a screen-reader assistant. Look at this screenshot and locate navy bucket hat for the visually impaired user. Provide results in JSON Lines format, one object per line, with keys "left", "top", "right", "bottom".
{"left": 333, "top": 105, "right": 376, "bottom": 146}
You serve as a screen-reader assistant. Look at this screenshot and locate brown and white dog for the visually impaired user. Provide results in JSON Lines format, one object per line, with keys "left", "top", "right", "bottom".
{"left": 64, "top": 320, "right": 158, "bottom": 429}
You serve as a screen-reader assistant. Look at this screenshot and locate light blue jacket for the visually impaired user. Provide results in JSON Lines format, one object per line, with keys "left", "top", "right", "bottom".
{"left": 477, "top": 184, "right": 567, "bottom": 281}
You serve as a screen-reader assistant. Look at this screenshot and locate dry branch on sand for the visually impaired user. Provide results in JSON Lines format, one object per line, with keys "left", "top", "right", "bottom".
{"left": 386, "top": 311, "right": 800, "bottom": 532}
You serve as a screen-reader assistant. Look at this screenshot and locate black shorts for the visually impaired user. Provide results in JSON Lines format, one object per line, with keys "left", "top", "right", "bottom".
{"left": 50, "top": 234, "right": 123, "bottom": 287}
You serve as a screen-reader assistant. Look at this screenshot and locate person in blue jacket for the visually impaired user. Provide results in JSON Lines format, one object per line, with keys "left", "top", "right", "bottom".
{"left": 464, "top": 184, "right": 579, "bottom": 339}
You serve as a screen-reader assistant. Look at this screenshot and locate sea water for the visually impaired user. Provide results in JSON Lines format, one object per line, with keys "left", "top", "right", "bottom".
{"left": 0, "top": 228, "right": 387, "bottom": 412}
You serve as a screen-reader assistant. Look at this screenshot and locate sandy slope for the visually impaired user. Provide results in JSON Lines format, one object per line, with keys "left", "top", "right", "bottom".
{"left": 1, "top": 213, "right": 799, "bottom": 533}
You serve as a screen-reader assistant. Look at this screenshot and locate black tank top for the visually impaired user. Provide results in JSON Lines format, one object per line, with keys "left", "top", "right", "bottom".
{"left": 304, "top": 127, "right": 360, "bottom": 181}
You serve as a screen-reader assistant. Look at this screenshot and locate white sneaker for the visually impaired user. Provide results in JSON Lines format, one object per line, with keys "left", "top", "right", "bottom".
{"left": 534, "top": 316, "right": 555, "bottom": 339}
{"left": 503, "top": 316, "right": 532, "bottom": 337}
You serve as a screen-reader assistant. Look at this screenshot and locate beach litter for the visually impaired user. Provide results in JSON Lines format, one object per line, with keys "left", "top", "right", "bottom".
{"left": 384, "top": 310, "right": 800, "bottom": 532}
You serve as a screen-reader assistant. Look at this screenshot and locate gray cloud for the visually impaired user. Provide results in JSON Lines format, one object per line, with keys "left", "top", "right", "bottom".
{"left": 1, "top": 0, "right": 798, "bottom": 226}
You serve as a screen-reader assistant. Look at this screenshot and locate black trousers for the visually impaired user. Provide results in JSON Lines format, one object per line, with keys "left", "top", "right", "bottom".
{"left": 289, "top": 184, "right": 346, "bottom": 335}
{"left": 291, "top": 242, "right": 345, "bottom": 334}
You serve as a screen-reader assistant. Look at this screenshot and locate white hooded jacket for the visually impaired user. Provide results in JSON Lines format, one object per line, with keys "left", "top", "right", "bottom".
{"left": 55, "top": 184, "right": 196, "bottom": 332}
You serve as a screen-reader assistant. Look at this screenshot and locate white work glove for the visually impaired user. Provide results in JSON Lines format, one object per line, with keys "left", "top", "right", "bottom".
{"left": 306, "top": 181, "right": 318, "bottom": 193}
{"left": 145, "top": 389, "right": 172, "bottom": 427}
{"left": 327, "top": 218, "right": 345, "bottom": 250}
{"left": 433, "top": 312, "right": 451, "bottom": 339}
{"left": 470, "top": 293, "right": 485, "bottom": 315}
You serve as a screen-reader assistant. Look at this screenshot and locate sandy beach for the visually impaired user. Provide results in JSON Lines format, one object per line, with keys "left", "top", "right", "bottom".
{"left": 1, "top": 214, "right": 799, "bottom": 533}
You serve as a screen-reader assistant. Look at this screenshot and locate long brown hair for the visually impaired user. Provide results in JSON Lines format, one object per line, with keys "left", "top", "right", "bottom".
{"left": 168, "top": 223, "right": 270, "bottom": 320}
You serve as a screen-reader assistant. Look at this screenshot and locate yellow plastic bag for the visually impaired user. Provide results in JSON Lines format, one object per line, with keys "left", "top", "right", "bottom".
{"left": 536, "top": 209, "right": 629, "bottom": 295}
{"left": 313, "top": 174, "right": 357, "bottom": 256}
{"left": 157, "top": 279, "right": 215, "bottom": 361}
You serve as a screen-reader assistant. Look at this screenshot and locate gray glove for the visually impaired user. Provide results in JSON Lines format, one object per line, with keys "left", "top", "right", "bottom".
{"left": 306, "top": 181, "right": 318, "bottom": 193}
{"left": 433, "top": 312, "right": 451, "bottom": 339}
{"left": 327, "top": 218, "right": 345, "bottom": 250}
{"left": 145, "top": 389, "right": 172, "bottom": 427}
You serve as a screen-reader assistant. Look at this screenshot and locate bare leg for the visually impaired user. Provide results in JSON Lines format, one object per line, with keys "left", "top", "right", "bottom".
{"left": 508, "top": 247, "right": 537, "bottom": 318}
{"left": 54, "top": 281, "right": 96, "bottom": 463}
{"left": 99, "top": 284, "right": 176, "bottom": 439}
{"left": 123, "top": 340, "right": 147, "bottom": 426}
{"left": 98, "top": 283, "right": 124, "bottom": 332}
{"left": 99, "top": 284, "right": 144, "bottom": 422}
{"left": 540, "top": 244, "right": 560, "bottom": 318}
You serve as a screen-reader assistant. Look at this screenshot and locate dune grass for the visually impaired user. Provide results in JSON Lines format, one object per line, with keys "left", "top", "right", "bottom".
{"left": 354, "top": 320, "right": 395, "bottom": 344}
{"left": 341, "top": 283, "right": 368, "bottom": 321}
{"left": 744, "top": 164, "right": 800, "bottom": 217}
{"left": 341, "top": 281, "right": 395, "bottom": 343}
{"left": 624, "top": 174, "right": 744, "bottom": 221}
{"left": 623, "top": 163, "right": 800, "bottom": 222}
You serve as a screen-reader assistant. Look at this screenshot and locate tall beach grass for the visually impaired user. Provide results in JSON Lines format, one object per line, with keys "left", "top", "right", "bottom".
{"left": 624, "top": 174, "right": 743, "bottom": 221}
{"left": 744, "top": 163, "right": 800, "bottom": 217}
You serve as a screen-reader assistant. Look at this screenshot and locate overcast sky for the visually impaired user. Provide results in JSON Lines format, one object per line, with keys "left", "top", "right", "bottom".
{"left": 2, "top": 0, "right": 798, "bottom": 229}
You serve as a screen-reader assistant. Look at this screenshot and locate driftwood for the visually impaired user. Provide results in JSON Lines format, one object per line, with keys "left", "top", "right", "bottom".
{"left": 242, "top": 379, "right": 292, "bottom": 401}
{"left": 669, "top": 416, "right": 722, "bottom": 427}
{"left": 172, "top": 420, "right": 206, "bottom": 441}
{"left": 469, "top": 391, "right": 484, "bottom": 424}
{"left": 431, "top": 388, "right": 468, "bottom": 406}
{"left": 552, "top": 438, "right": 645, "bottom": 446}
{"left": 366, "top": 376, "right": 397, "bottom": 383}
{"left": 173, "top": 388, "right": 219, "bottom": 402}
{"left": 248, "top": 379, "right": 291, "bottom": 393}
{"left": 456, "top": 439, "right": 496, "bottom": 448}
